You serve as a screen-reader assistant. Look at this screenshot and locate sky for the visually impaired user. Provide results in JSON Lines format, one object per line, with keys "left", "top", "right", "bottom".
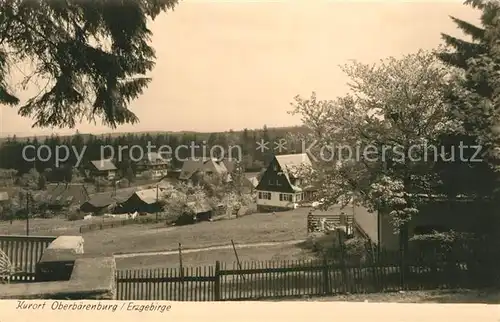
{"left": 0, "top": 0, "right": 480, "bottom": 138}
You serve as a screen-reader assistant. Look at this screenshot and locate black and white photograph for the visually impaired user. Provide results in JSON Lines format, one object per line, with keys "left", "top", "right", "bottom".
{"left": 0, "top": 0, "right": 499, "bottom": 307}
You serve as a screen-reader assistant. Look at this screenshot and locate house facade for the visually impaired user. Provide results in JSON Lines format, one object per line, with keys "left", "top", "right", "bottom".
{"left": 86, "top": 160, "right": 117, "bottom": 180}
{"left": 255, "top": 153, "right": 315, "bottom": 211}
{"left": 136, "top": 152, "right": 170, "bottom": 179}
{"left": 352, "top": 197, "right": 491, "bottom": 251}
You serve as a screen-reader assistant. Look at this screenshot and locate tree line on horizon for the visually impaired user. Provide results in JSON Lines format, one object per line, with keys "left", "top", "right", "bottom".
{"left": 0, "top": 125, "right": 309, "bottom": 177}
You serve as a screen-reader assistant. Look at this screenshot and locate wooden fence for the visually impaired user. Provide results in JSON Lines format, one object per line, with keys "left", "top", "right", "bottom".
{"left": 0, "top": 235, "right": 56, "bottom": 282}
{"left": 79, "top": 217, "right": 162, "bottom": 233}
{"left": 116, "top": 256, "right": 474, "bottom": 301}
{"left": 307, "top": 212, "right": 354, "bottom": 233}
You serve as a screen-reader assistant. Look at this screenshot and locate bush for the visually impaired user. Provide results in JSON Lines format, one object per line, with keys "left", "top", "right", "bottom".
{"left": 39, "top": 210, "right": 55, "bottom": 219}
{"left": 174, "top": 213, "right": 195, "bottom": 226}
{"left": 67, "top": 212, "right": 85, "bottom": 221}
{"left": 237, "top": 204, "right": 257, "bottom": 217}
{"left": 300, "top": 232, "right": 370, "bottom": 264}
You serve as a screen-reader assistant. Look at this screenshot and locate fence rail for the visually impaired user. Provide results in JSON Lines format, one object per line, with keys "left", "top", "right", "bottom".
{"left": 307, "top": 213, "right": 354, "bottom": 233}
{"left": 0, "top": 235, "right": 56, "bottom": 282}
{"left": 116, "top": 256, "right": 475, "bottom": 301}
{"left": 79, "top": 217, "right": 163, "bottom": 233}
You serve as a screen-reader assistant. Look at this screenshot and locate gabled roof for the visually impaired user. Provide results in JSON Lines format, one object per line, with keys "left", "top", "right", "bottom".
{"left": 82, "top": 195, "right": 115, "bottom": 208}
{"left": 90, "top": 160, "right": 117, "bottom": 171}
{"left": 140, "top": 152, "right": 170, "bottom": 165}
{"left": 43, "top": 183, "right": 89, "bottom": 206}
{"left": 275, "top": 153, "right": 312, "bottom": 178}
{"left": 179, "top": 158, "right": 207, "bottom": 180}
{"left": 133, "top": 189, "right": 159, "bottom": 204}
{"left": 82, "top": 187, "right": 138, "bottom": 209}
{"left": 179, "top": 158, "right": 228, "bottom": 180}
{"left": 255, "top": 153, "right": 312, "bottom": 191}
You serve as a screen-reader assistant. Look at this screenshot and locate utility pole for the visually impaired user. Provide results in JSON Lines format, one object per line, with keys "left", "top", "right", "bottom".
{"left": 156, "top": 184, "right": 159, "bottom": 222}
{"left": 178, "top": 243, "right": 184, "bottom": 300}
{"left": 26, "top": 191, "right": 30, "bottom": 236}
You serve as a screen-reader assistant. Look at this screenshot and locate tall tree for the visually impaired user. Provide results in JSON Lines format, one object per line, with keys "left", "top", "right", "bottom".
{"left": 290, "top": 51, "right": 460, "bottom": 251}
{"left": 438, "top": 0, "right": 500, "bottom": 97}
{"left": 438, "top": 0, "right": 500, "bottom": 198}
{"left": 0, "top": 0, "right": 177, "bottom": 128}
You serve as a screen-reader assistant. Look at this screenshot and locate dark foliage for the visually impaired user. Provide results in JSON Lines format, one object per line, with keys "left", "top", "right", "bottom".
{"left": 0, "top": 0, "right": 177, "bottom": 128}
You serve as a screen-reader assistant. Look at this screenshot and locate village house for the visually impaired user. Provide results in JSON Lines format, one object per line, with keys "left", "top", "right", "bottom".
{"left": 79, "top": 188, "right": 136, "bottom": 214}
{"left": 86, "top": 160, "right": 117, "bottom": 180}
{"left": 178, "top": 157, "right": 230, "bottom": 183}
{"left": 255, "top": 153, "right": 316, "bottom": 211}
{"left": 136, "top": 152, "right": 170, "bottom": 179}
{"left": 40, "top": 183, "right": 90, "bottom": 210}
{"left": 120, "top": 188, "right": 163, "bottom": 213}
{"left": 352, "top": 195, "right": 491, "bottom": 251}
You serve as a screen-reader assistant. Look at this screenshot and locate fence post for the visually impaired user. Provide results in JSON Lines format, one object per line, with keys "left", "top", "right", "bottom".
{"left": 322, "top": 258, "right": 331, "bottom": 295}
{"left": 399, "top": 248, "right": 405, "bottom": 290}
{"left": 337, "top": 229, "right": 348, "bottom": 293}
{"left": 365, "top": 241, "right": 378, "bottom": 292}
{"left": 214, "top": 261, "right": 221, "bottom": 301}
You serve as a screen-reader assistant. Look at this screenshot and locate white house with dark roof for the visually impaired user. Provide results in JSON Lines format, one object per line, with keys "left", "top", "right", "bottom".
{"left": 87, "top": 160, "right": 117, "bottom": 180}
{"left": 255, "top": 153, "right": 316, "bottom": 211}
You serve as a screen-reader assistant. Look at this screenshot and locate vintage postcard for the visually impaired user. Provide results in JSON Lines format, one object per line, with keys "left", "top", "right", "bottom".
{"left": 0, "top": 0, "right": 498, "bottom": 321}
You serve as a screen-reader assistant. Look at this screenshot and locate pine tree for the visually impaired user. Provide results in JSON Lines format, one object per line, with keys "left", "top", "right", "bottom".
{"left": 439, "top": 1, "right": 489, "bottom": 68}
{"left": 436, "top": 0, "right": 500, "bottom": 199}
{"left": 0, "top": 0, "right": 178, "bottom": 128}
{"left": 439, "top": 0, "right": 500, "bottom": 96}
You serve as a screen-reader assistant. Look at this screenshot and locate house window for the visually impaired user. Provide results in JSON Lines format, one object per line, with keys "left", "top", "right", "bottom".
{"left": 296, "top": 193, "right": 302, "bottom": 202}
{"left": 279, "top": 194, "right": 292, "bottom": 202}
{"left": 269, "top": 180, "right": 274, "bottom": 185}
{"left": 259, "top": 192, "right": 272, "bottom": 200}
{"left": 276, "top": 180, "right": 281, "bottom": 186}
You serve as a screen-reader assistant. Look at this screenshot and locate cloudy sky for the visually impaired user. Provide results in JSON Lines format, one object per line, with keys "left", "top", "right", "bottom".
{"left": 0, "top": 0, "right": 480, "bottom": 137}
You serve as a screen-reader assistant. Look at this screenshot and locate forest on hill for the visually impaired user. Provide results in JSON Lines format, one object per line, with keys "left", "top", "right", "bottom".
{"left": 0, "top": 125, "right": 309, "bottom": 175}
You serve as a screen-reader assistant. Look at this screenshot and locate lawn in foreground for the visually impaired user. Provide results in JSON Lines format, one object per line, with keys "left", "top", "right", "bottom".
{"left": 83, "top": 208, "right": 310, "bottom": 255}
{"left": 115, "top": 242, "right": 315, "bottom": 270}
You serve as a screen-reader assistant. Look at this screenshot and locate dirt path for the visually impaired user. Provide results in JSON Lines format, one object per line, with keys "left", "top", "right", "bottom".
{"left": 114, "top": 239, "right": 306, "bottom": 258}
